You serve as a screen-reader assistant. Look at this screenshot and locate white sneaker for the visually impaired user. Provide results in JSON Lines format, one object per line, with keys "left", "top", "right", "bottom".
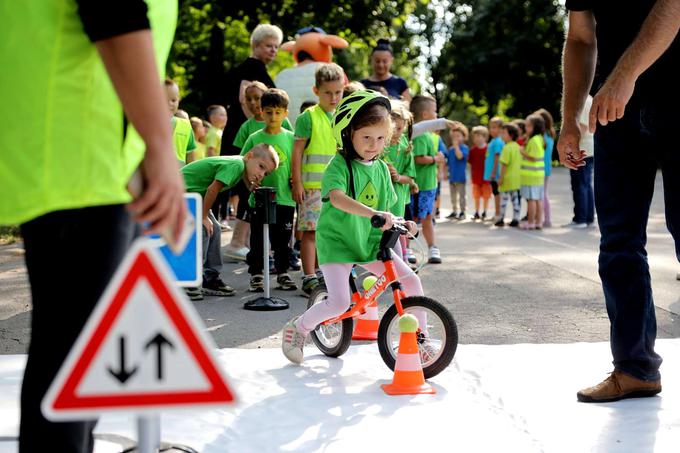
{"left": 428, "top": 246, "right": 442, "bottom": 264}
{"left": 419, "top": 338, "right": 441, "bottom": 363}
{"left": 564, "top": 221, "right": 588, "bottom": 229}
{"left": 282, "top": 316, "right": 306, "bottom": 364}
{"left": 224, "top": 245, "right": 249, "bottom": 262}
{"left": 406, "top": 248, "right": 417, "bottom": 264}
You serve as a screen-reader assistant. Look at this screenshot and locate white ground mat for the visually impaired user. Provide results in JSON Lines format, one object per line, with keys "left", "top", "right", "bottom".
{"left": 1, "top": 340, "right": 679, "bottom": 452}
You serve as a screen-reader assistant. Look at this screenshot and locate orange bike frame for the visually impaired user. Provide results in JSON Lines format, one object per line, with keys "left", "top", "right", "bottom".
{"left": 321, "top": 259, "right": 406, "bottom": 326}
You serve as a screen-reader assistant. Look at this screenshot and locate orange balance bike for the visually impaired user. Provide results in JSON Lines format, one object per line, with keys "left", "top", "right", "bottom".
{"left": 307, "top": 215, "right": 458, "bottom": 378}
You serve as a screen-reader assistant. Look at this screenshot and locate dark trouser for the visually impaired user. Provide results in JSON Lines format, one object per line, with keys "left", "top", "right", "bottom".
{"left": 211, "top": 190, "right": 230, "bottom": 221}
{"left": 246, "top": 205, "right": 295, "bottom": 275}
{"left": 570, "top": 156, "right": 594, "bottom": 224}
{"left": 203, "top": 211, "right": 222, "bottom": 283}
{"left": 19, "top": 205, "right": 135, "bottom": 453}
{"left": 594, "top": 103, "right": 679, "bottom": 381}
{"left": 234, "top": 180, "right": 251, "bottom": 221}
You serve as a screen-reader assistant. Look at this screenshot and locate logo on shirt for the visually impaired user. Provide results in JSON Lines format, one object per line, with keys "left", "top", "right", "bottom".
{"left": 358, "top": 181, "right": 378, "bottom": 208}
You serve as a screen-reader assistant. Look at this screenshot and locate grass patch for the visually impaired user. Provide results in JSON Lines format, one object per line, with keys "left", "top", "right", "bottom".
{"left": 0, "top": 226, "right": 21, "bottom": 245}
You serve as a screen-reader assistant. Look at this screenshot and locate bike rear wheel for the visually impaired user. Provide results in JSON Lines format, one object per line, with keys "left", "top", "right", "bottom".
{"left": 378, "top": 296, "right": 458, "bottom": 379}
{"left": 307, "top": 285, "right": 354, "bottom": 357}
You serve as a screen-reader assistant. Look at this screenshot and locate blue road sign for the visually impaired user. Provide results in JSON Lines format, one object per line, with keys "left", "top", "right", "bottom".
{"left": 147, "top": 193, "right": 202, "bottom": 287}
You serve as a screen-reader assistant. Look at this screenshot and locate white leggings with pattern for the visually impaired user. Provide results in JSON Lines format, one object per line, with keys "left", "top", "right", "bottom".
{"left": 296, "top": 252, "right": 425, "bottom": 334}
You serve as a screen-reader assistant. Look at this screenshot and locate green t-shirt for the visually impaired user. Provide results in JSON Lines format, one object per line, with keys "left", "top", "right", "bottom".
{"left": 498, "top": 141, "right": 522, "bottom": 192}
{"left": 412, "top": 132, "right": 438, "bottom": 191}
{"left": 233, "top": 117, "right": 293, "bottom": 149}
{"left": 205, "top": 126, "right": 222, "bottom": 152}
{"left": 240, "top": 129, "right": 295, "bottom": 207}
{"left": 316, "top": 155, "right": 397, "bottom": 265}
{"left": 382, "top": 134, "right": 415, "bottom": 216}
{"left": 181, "top": 156, "right": 245, "bottom": 197}
{"left": 294, "top": 109, "right": 334, "bottom": 139}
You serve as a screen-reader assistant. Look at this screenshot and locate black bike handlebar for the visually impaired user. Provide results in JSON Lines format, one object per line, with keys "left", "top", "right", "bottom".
{"left": 371, "top": 214, "right": 409, "bottom": 235}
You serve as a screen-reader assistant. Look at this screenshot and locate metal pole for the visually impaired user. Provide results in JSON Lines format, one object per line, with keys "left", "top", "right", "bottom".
{"left": 137, "top": 414, "right": 160, "bottom": 453}
{"left": 263, "top": 223, "right": 270, "bottom": 299}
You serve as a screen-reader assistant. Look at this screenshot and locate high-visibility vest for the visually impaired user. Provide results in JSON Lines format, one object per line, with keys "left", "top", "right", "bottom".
{"left": 520, "top": 135, "right": 545, "bottom": 187}
{"left": 173, "top": 117, "right": 193, "bottom": 165}
{"left": 301, "top": 105, "right": 337, "bottom": 190}
{"left": 0, "top": 0, "right": 177, "bottom": 225}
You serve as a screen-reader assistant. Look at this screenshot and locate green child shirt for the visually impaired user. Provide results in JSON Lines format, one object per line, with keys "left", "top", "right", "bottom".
{"left": 498, "top": 141, "right": 522, "bottom": 192}
{"left": 240, "top": 129, "right": 295, "bottom": 207}
{"left": 181, "top": 156, "right": 245, "bottom": 197}
{"left": 233, "top": 117, "right": 293, "bottom": 149}
{"left": 316, "top": 154, "right": 397, "bottom": 266}
{"left": 412, "top": 132, "right": 438, "bottom": 192}
{"left": 382, "top": 133, "right": 415, "bottom": 216}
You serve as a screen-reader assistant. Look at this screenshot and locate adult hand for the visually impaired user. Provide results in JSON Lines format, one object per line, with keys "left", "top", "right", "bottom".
{"left": 128, "top": 149, "right": 187, "bottom": 243}
{"left": 202, "top": 216, "right": 213, "bottom": 237}
{"left": 292, "top": 180, "right": 305, "bottom": 204}
{"left": 556, "top": 120, "right": 587, "bottom": 170}
{"left": 589, "top": 72, "right": 635, "bottom": 133}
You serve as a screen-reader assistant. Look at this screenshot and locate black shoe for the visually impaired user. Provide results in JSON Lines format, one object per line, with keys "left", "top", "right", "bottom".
{"left": 289, "top": 252, "right": 301, "bottom": 271}
{"left": 185, "top": 287, "right": 203, "bottom": 301}
{"left": 494, "top": 219, "right": 505, "bottom": 227}
{"left": 481, "top": 211, "right": 487, "bottom": 221}
{"left": 276, "top": 273, "right": 298, "bottom": 291}
{"left": 457, "top": 212, "right": 465, "bottom": 220}
{"left": 249, "top": 275, "right": 264, "bottom": 293}
{"left": 446, "top": 212, "right": 457, "bottom": 219}
{"left": 472, "top": 212, "right": 480, "bottom": 220}
{"left": 509, "top": 219, "right": 520, "bottom": 227}
{"left": 202, "top": 278, "right": 235, "bottom": 297}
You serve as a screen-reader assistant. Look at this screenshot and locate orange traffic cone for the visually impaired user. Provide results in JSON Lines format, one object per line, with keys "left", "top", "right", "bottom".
{"left": 352, "top": 276, "right": 379, "bottom": 340}
{"left": 382, "top": 314, "right": 435, "bottom": 395}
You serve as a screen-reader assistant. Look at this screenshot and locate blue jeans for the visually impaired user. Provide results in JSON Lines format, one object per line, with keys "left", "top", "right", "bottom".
{"left": 594, "top": 103, "right": 679, "bottom": 381}
{"left": 570, "top": 156, "right": 594, "bottom": 224}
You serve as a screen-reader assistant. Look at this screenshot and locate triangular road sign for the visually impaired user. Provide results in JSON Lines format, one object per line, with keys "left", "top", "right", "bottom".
{"left": 42, "top": 239, "right": 235, "bottom": 420}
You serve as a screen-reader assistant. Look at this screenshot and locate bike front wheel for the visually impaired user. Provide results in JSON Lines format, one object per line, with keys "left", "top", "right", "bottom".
{"left": 378, "top": 296, "right": 458, "bottom": 379}
{"left": 307, "top": 285, "right": 354, "bottom": 357}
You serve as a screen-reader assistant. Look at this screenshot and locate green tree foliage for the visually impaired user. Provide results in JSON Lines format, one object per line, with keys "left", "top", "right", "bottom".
{"left": 432, "top": 0, "right": 565, "bottom": 123}
{"left": 169, "top": 0, "right": 422, "bottom": 116}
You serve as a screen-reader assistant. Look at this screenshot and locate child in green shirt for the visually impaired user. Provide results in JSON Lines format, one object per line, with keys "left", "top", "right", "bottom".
{"left": 281, "top": 90, "right": 423, "bottom": 365}
{"left": 233, "top": 81, "right": 293, "bottom": 150}
{"left": 496, "top": 123, "right": 522, "bottom": 227}
{"left": 164, "top": 79, "right": 197, "bottom": 166}
{"left": 180, "top": 146, "right": 279, "bottom": 300}
{"left": 240, "top": 89, "right": 298, "bottom": 292}
{"left": 291, "top": 63, "right": 346, "bottom": 294}
{"left": 205, "top": 104, "right": 227, "bottom": 158}
{"left": 520, "top": 114, "right": 546, "bottom": 230}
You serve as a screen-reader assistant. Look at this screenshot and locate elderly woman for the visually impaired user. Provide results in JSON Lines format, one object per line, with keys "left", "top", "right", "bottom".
{"left": 219, "top": 24, "right": 283, "bottom": 262}
{"left": 360, "top": 39, "right": 411, "bottom": 100}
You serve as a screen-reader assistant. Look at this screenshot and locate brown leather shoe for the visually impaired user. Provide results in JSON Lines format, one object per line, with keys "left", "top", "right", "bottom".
{"left": 577, "top": 369, "right": 661, "bottom": 403}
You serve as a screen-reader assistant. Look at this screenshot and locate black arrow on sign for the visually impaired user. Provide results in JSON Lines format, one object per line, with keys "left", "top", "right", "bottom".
{"left": 144, "top": 332, "right": 174, "bottom": 381}
{"left": 107, "top": 336, "right": 137, "bottom": 384}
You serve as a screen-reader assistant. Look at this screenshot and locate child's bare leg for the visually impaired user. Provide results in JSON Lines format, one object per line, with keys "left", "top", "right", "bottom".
{"left": 474, "top": 195, "right": 480, "bottom": 213}
{"left": 527, "top": 200, "right": 537, "bottom": 225}
{"left": 536, "top": 201, "right": 544, "bottom": 227}
{"left": 483, "top": 197, "right": 490, "bottom": 214}
{"left": 301, "top": 230, "right": 316, "bottom": 275}
{"left": 421, "top": 215, "right": 435, "bottom": 247}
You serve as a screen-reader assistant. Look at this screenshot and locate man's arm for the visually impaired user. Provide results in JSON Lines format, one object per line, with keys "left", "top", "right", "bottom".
{"left": 95, "top": 30, "right": 186, "bottom": 241}
{"left": 589, "top": 0, "right": 680, "bottom": 131}
{"left": 557, "top": 10, "right": 597, "bottom": 170}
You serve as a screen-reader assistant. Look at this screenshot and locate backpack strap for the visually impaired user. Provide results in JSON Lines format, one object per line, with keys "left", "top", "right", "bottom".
{"left": 343, "top": 154, "right": 356, "bottom": 199}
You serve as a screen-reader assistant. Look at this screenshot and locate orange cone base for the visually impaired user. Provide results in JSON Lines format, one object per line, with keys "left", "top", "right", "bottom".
{"left": 352, "top": 320, "right": 379, "bottom": 341}
{"left": 381, "top": 382, "right": 436, "bottom": 396}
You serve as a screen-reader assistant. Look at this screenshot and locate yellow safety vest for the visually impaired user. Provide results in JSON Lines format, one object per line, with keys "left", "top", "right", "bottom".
{"left": 301, "top": 105, "right": 337, "bottom": 189}
{"left": 173, "top": 117, "right": 193, "bottom": 165}
{"left": 0, "top": 0, "right": 177, "bottom": 225}
{"left": 520, "top": 135, "right": 545, "bottom": 187}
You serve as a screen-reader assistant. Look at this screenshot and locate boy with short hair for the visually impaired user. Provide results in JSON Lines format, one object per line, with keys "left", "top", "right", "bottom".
{"left": 181, "top": 146, "right": 279, "bottom": 300}
{"left": 205, "top": 105, "right": 227, "bottom": 158}
{"left": 164, "top": 79, "right": 197, "bottom": 166}
{"left": 446, "top": 122, "right": 470, "bottom": 220}
{"left": 291, "top": 63, "right": 345, "bottom": 293}
{"left": 496, "top": 123, "right": 522, "bottom": 227}
{"left": 240, "top": 89, "right": 298, "bottom": 292}
{"left": 410, "top": 94, "right": 445, "bottom": 264}
{"left": 484, "top": 116, "right": 504, "bottom": 221}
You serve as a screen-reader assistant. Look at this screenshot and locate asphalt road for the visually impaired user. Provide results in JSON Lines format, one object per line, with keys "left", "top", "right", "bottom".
{"left": 1, "top": 167, "right": 678, "bottom": 354}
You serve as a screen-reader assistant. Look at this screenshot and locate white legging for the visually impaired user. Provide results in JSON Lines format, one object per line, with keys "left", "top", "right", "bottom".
{"left": 297, "top": 253, "right": 424, "bottom": 334}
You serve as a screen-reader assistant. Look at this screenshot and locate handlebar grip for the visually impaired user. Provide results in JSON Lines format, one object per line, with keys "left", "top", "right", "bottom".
{"left": 371, "top": 215, "right": 386, "bottom": 228}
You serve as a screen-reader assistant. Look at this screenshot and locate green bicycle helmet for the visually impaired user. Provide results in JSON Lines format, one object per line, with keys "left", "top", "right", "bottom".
{"left": 332, "top": 89, "right": 392, "bottom": 148}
